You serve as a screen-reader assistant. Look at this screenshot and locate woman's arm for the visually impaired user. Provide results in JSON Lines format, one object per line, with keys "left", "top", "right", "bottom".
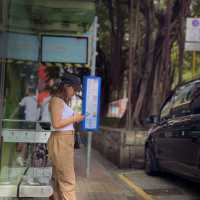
{"left": 50, "top": 97, "right": 84, "bottom": 129}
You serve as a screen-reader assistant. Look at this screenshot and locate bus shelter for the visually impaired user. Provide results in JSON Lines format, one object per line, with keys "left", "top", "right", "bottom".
{"left": 0, "top": 0, "right": 97, "bottom": 197}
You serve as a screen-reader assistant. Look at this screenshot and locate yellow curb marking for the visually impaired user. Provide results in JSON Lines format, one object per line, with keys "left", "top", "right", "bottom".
{"left": 118, "top": 174, "right": 155, "bottom": 200}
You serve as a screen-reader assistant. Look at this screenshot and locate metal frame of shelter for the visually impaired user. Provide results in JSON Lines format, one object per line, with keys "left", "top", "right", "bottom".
{"left": 0, "top": 0, "right": 98, "bottom": 197}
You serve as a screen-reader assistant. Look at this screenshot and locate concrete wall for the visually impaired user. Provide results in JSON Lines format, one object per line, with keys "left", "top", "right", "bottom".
{"left": 82, "top": 126, "right": 148, "bottom": 169}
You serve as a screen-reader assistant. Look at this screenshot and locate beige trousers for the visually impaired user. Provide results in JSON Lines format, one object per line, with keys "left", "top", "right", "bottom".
{"left": 48, "top": 131, "right": 76, "bottom": 200}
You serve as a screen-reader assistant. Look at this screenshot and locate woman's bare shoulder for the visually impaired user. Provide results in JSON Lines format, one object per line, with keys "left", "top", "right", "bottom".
{"left": 50, "top": 96, "right": 63, "bottom": 102}
{"left": 50, "top": 97, "right": 64, "bottom": 106}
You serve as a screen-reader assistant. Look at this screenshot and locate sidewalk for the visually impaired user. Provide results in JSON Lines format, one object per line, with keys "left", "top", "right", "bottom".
{"left": 75, "top": 145, "right": 138, "bottom": 200}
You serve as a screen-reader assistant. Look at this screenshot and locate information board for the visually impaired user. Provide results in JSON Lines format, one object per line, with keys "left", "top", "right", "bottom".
{"left": 82, "top": 76, "right": 101, "bottom": 131}
{"left": 42, "top": 35, "right": 88, "bottom": 64}
{"left": 186, "top": 18, "right": 200, "bottom": 42}
{"left": 185, "top": 42, "right": 200, "bottom": 51}
{"left": 6, "top": 32, "right": 39, "bottom": 61}
{"left": 185, "top": 18, "right": 200, "bottom": 51}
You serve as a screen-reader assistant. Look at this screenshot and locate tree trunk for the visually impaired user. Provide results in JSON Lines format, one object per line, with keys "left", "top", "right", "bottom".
{"left": 132, "top": 0, "right": 156, "bottom": 126}
{"left": 151, "top": 0, "right": 174, "bottom": 117}
{"left": 132, "top": 0, "right": 191, "bottom": 126}
{"left": 178, "top": 0, "right": 188, "bottom": 84}
{"left": 106, "top": 0, "right": 124, "bottom": 92}
{"left": 127, "top": 0, "right": 134, "bottom": 129}
{"left": 99, "top": 0, "right": 192, "bottom": 128}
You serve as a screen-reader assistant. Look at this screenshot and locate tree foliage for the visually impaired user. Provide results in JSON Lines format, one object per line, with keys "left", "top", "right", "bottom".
{"left": 97, "top": 0, "right": 194, "bottom": 128}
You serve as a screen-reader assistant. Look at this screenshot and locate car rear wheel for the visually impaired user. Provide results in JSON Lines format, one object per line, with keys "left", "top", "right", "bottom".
{"left": 145, "top": 147, "right": 159, "bottom": 176}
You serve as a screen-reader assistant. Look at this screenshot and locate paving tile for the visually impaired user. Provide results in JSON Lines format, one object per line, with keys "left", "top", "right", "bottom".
{"left": 75, "top": 147, "right": 138, "bottom": 200}
{"left": 27, "top": 147, "right": 138, "bottom": 200}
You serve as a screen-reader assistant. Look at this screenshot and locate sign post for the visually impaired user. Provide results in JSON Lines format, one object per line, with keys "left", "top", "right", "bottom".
{"left": 0, "top": 0, "right": 9, "bottom": 170}
{"left": 192, "top": 51, "right": 196, "bottom": 78}
{"left": 82, "top": 76, "right": 101, "bottom": 177}
{"left": 84, "top": 17, "right": 98, "bottom": 177}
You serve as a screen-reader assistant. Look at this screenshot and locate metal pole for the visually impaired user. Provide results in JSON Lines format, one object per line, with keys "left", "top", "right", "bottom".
{"left": 192, "top": 51, "right": 196, "bottom": 78}
{"left": 86, "top": 16, "right": 98, "bottom": 178}
{"left": 0, "top": 0, "right": 8, "bottom": 169}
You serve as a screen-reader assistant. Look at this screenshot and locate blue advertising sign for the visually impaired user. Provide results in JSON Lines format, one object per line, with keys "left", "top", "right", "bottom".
{"left": 82, "top": 76, "right": 101, "bottom": 131}
{"left": 42, "top": 35, "right": 88, "bottom": 64}
{"left": 6, "top": 32, "right": 39, "bottom": 61}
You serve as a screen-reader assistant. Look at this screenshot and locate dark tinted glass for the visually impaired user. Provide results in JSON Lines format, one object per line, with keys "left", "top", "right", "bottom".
{"left": 172, "top": 84, "right": 194, "bottom": 109}
{"left": 160, "top": 96, "right": 174, "bottom": 121}
{"left": 190, "top": 82, "right": 200, "bottom": 114}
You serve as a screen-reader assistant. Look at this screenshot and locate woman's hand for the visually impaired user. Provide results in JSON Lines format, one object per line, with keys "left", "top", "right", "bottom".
{"left": 73, "top": 113, "right": 85, "bottom": 123}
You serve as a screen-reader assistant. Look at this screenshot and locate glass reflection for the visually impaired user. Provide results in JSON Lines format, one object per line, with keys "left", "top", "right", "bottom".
{"left": 0, "top": 0, "right": 50, "bottom": 188}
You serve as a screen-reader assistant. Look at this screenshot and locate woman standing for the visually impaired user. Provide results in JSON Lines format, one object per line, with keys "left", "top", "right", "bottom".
{"left": 48, "top": 74, "right": 84, "bottom": 200}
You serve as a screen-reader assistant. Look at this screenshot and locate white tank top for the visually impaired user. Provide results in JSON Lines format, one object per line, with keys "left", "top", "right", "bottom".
{"left": 52, "top": 100, "right": 74, "bottom": 132}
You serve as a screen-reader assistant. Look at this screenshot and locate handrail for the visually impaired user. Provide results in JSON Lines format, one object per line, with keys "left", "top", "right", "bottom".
{"left": 3, "top": 119, "right": 51, "bottom": 123}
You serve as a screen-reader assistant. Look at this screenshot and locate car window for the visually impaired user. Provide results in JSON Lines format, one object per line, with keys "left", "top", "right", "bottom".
{"left": 160, "top": 96, "right": 174, "bottom": 121}
{"left": 191, "top": 82, "right": 200, "bottom": 99}
{"left": 190, "top": 82, "right": 200, "bottom": 114}
{"left": 160, "top": 81, "right": 200, "bottom": 120}
{"left": 172, "top": 84, "right": 194, "bottom": 108}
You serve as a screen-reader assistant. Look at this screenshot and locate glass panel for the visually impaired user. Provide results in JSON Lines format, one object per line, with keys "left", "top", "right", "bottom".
{"left": 190, "top": 82, "right": 200, "bottom": 114}
{"left": 160, "top": 96, "right": 174, "bottom": 121}
{"left": 0, "top": 0, "right": 51, "bottom": 191}
{"left": 1, "top": 61, "right": 47, "bottom": 184}
{"left": 172, "top": 84, "right": 194, "bottom": 108}
{"left": 0, "top": 0, "right": 90, "bottom": 196}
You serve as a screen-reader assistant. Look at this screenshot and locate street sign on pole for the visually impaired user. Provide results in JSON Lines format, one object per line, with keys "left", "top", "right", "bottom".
{"left": 186, "top": 18, "right": 200, "bottom": 42}
{"left": 82, "top": 76, "right": 101, "bottom": 131}
{"left": 185, "top": 18, "right": 200, "bottom": 51}
{"left": 185, "top": 18, "right": 200, "bottom": 77}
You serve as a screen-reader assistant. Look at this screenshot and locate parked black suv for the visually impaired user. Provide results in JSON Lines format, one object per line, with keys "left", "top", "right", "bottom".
{"left": 145, "top": 79, "right": 200, "bottom": 182}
